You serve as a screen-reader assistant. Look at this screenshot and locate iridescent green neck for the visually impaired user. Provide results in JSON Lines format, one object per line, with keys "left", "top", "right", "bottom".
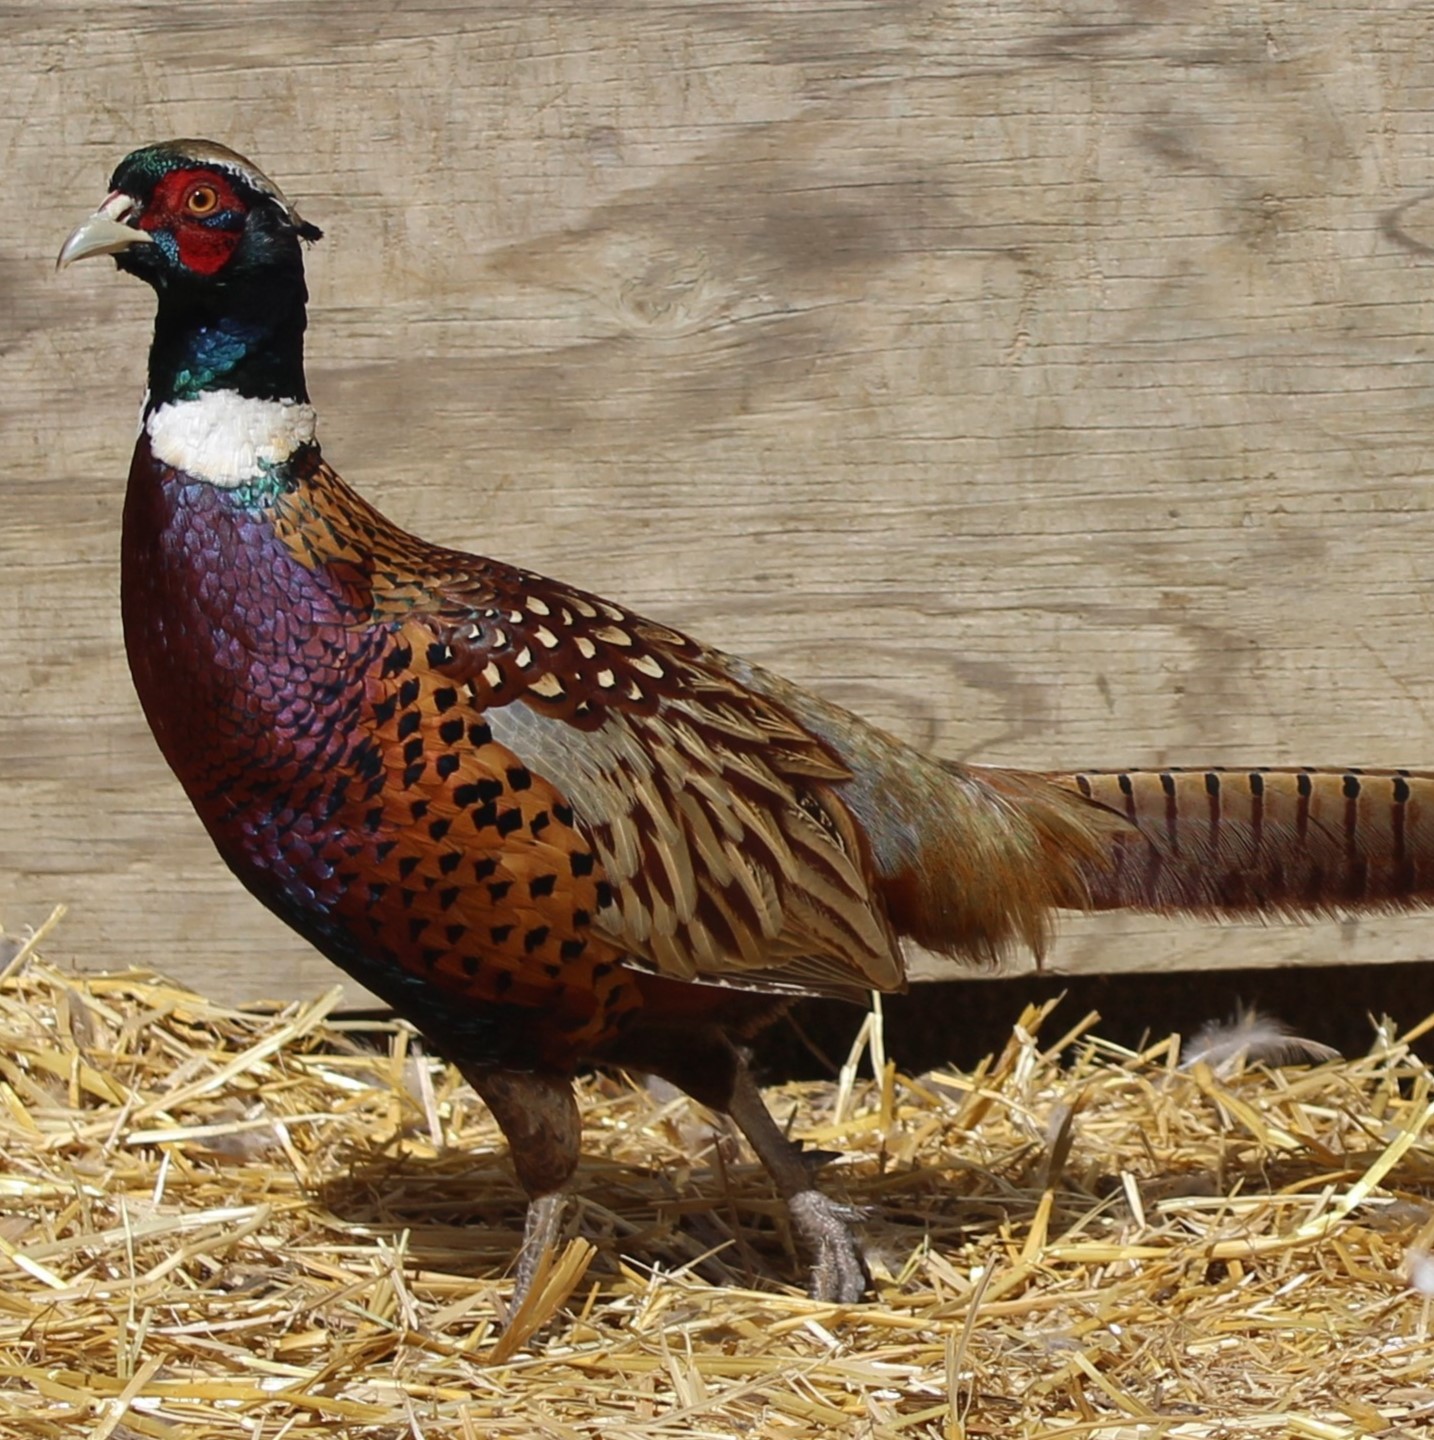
{"left": 215, "top": 463, "right": 304, "bottom": 510}
{"left": 147, "top": 273, "right": 311, "bottom": 406}
{"left": 163, "top": 319, "right": 262, "bottom": 399}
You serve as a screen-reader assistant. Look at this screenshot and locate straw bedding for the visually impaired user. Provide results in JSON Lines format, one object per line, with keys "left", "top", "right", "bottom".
{"left": 1, "top": 907, "right": 1432, "bottom": 1438}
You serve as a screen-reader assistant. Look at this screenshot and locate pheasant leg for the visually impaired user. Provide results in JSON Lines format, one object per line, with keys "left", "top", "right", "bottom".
{"left": 512, "top": 1191, "right": 568, "bottom": 1307}
{"left": 606, "top": 1018, "right": 870, "bottom": 1302}
{"left": 460, "top": 1066, "right": 581, "bottom": 1314}
{"left": 725, "top": 1061, "right": 870, "bottom": 1303}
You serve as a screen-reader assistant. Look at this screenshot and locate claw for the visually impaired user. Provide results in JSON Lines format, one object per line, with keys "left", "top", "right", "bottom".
{"left": 788, "top": 1189, "right": 871, "bottom": 1302}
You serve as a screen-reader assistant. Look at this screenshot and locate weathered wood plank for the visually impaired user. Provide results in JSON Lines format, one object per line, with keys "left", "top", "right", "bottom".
{"left": 4, "top": 2, "right": 1434, "bottom": 1002}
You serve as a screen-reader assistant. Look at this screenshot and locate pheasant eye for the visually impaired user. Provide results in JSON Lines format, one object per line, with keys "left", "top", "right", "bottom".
{"left": 185, "top": 184, "right": 220, "bottom": 216}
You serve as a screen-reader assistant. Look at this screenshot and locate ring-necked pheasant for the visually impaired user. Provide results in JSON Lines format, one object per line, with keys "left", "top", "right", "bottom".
{"left": 59, "top": 140, "right": 1434, "bottom": 1308}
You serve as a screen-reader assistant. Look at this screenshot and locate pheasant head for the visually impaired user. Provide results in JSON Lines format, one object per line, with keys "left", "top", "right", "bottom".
{"left": 58, "top": 140, "right": 324, "bottom": 474}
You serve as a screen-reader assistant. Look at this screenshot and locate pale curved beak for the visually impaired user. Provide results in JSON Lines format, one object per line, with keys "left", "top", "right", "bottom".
{"left": 56, "top": 191, "right": 154, "bottom": 271}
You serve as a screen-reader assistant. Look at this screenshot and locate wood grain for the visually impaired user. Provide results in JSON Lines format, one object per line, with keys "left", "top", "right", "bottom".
{"left": 5, "top": 2, "right": 1434, "bottom": 1002}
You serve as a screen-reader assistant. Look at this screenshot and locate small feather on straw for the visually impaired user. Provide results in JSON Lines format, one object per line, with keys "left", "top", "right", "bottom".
{"left": 1182, "top": 1004, "right": 1341, "bottom": 1074}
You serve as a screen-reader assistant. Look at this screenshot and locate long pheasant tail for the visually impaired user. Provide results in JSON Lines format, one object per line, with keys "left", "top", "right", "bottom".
{"left": 1045, "top": 767, "right": 1434, "bottom": 917}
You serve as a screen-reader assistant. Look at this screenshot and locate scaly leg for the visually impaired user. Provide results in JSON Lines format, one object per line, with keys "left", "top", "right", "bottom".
{"left": 600, "top": 1014, "right": 871, "bottom": 1302}
{"left": 724, "top": 1059, "right": 870, "bottom": 1303}
{"left": 460, "top": 1066, "right": 581, "bottom": 1314}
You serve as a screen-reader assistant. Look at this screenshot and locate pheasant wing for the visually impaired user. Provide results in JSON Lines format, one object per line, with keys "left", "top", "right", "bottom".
{"left": 418, "top": 566, "right": 906, "bottom": 998}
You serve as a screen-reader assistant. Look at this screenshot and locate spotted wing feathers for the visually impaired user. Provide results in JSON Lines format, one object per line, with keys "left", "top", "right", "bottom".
{"left": 425, "top": 575, "right": 905, "bottom": 998}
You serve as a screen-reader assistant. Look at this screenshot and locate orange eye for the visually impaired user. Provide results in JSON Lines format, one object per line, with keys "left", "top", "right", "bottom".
{"left": 185, "top": 184, "right": 220, "bottom": 216}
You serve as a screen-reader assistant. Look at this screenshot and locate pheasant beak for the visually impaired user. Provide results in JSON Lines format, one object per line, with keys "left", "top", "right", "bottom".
{"left": 56, "top": 191, "right": 154, "bottom": 271}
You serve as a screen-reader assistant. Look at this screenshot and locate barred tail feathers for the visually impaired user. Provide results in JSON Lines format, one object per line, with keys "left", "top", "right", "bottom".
{"left": 1045, "top": 767, "right": 1434, "bottom": 917}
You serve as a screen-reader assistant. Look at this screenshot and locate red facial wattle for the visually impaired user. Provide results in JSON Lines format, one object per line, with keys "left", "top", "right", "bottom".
{"left": 140, "top": 168, "right": 248, "bottom": 276}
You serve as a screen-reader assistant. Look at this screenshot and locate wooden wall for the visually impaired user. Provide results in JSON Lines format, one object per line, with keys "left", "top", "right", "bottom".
{"left": 5, "top": 2, "right": 1434, "bottom": 1003}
